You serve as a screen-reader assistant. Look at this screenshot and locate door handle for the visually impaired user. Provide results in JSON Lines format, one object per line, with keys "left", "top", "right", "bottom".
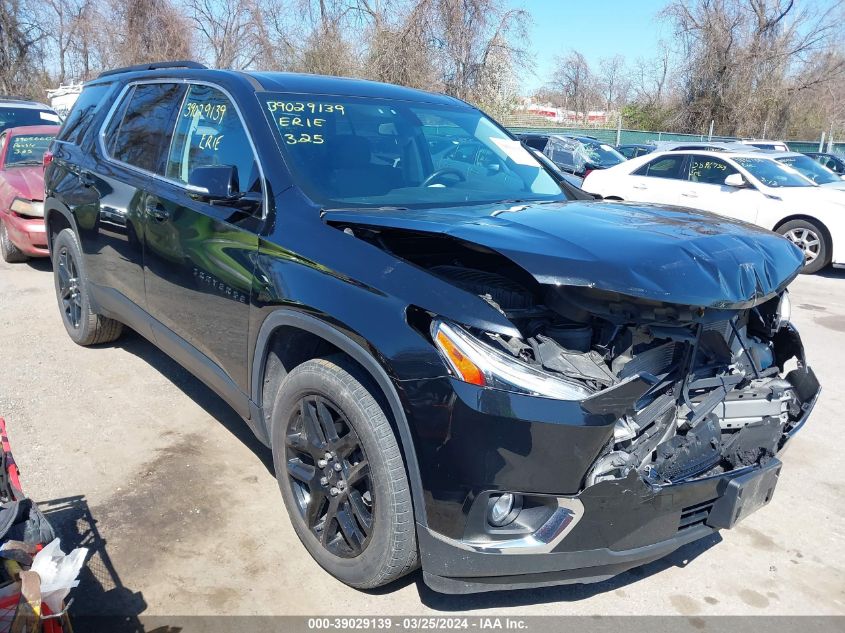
{"left": 144, "top": 198, "right": 171, "bottom": 222}
{"left": 79, "top": 171, "right": 95, "bottom": 187}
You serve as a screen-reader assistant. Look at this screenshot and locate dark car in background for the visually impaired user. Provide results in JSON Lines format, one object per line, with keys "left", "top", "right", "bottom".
{"left": 804, "top": 152, "right": 845, "bottom": 177}
{"left": 616, "top": 143, "right": 654, "bottom": 159}
{"left": 44, "top": 62, "right": 819, "bottom": 595}
{"left": 519, "top": 133, "right": 626, "bottom": 177}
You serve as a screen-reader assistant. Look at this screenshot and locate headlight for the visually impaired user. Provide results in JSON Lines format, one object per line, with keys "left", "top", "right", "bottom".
{"left": 776, "top": 290, "right": 791, "bottom": 330}
{"left": 431, "top": 320, "right": 591, "bottom": 400}
{"left": 10, "top": 198, "right": 43, "bottom": 218}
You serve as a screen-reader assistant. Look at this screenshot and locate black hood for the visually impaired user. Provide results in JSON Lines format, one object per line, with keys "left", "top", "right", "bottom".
{"left": 323, "top": 200, "right": 804, "bottom": 309}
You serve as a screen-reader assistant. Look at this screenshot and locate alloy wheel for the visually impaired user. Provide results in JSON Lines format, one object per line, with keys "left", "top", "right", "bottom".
{"left": 57, "top": 246, "right": 83, "bottom": 328}
{"left": 784, "top": 227, "right": 821, "bottom": 264}
{"left": 285, "top": 395, "right": 374, "bottom": 558}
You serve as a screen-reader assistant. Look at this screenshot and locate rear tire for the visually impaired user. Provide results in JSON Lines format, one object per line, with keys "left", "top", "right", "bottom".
{"left": 271, "top": 356, "right": 418, "bottom": 589}
{"left": 52, "top": 228, "right": 123, "bottom": 345}
{"left": 776, "top": 218, "right": 831, "bottom": 275}
{"left": 0, "top": 220, "right": 27, "bottom": 263}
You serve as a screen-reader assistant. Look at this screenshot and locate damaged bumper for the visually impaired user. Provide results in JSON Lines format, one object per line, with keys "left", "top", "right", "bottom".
{"left": 415, "top": 317, "right": 820, "bottom": 595}
{"left": 420, "top": 374, "right": 818, "bottom": 594}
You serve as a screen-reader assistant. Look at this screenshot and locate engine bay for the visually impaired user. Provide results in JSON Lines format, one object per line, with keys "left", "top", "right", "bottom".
{"left": 338, "top": 225, "right": 820, "bottom": 491}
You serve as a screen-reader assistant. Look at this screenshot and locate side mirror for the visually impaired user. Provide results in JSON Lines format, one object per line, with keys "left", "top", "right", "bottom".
{"left": 187, "top": 165, "right": 239, "bottom": 201}
{"left": 724, "top": 173, "right": 748, "bottom": 188}
{"left": 186, "top": 165, "right": 263, "bottom": 212}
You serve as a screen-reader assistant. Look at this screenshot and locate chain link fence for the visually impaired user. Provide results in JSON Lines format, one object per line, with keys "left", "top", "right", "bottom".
{"left": 501, "top": 116, "right": 844, "bottom": 155}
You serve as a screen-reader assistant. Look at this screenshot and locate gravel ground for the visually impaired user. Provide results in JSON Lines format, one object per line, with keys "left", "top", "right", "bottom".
{"left": 0, "top": 256, "right": 843, "bottom": 617}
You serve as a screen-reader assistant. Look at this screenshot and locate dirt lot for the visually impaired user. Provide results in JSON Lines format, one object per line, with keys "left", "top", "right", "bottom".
{"left": 0, "top": 256, "right": 843, "bottom": 617}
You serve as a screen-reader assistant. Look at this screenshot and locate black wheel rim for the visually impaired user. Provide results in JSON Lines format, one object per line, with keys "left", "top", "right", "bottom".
{"left": 57, "top": 246, "right": 82, "bottom": 328}
{"left": 285, "top": 395, "right": 374, "bottom": 558}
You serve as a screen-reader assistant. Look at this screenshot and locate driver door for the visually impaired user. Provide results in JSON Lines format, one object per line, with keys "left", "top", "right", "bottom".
{"left": 680, "top": 155, "right": 761, "bottom": 225}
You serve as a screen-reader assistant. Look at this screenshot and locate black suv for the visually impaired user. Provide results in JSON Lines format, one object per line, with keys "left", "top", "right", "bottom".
{"left": 44, "top": 62, "right": 820, "bottom": 594}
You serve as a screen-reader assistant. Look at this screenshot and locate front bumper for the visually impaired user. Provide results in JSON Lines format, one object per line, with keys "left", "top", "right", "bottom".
{"left": 419, "top": 373, "right": 820, "bottom": 594}
{"left": 2, "top": 212, "right": 48, "bottom": 256}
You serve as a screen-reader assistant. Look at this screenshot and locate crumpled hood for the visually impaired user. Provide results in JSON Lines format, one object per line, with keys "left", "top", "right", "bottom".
{"left": 1, "top": 166, "right": 46, "bottom": 201}
{"left": 324, "top": 200, "right": 804, "bottom": 309}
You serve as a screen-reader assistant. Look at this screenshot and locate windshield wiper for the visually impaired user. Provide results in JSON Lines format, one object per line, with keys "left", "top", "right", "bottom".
{"left": 321, "top": 206, "right": 410, "bottom": 214}
{"left": 495, "top": 199, "right": 561, "bottom": 205}
{"left": 9, "top": 160, "right": 43, "bottom": 166}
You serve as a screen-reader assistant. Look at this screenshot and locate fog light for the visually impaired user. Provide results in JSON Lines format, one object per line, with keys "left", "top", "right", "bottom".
{"left": 488, "top": 493, "right": 521, "bottom": 527}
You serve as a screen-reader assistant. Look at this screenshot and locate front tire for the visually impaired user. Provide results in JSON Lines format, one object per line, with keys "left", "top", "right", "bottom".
{"left": 271, "top": 356, "right": 418, "bottom": 589}
{"left": 0, "top": 220, "right": 27, "bottom": 263}
{"left": 777, "top": 218, "right": 831, "bottom": 274}
{"left": 52, "top": 228, "right": 123, "bottom": 345}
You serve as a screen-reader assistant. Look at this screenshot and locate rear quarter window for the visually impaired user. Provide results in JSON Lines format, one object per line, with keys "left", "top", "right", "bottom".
{"left": 56, "top": 83, "right": 113, "bottom": 145}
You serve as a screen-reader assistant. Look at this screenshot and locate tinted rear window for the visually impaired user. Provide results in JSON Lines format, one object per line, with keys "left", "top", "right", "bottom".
{"left": 635, "top": 155, "right": 687, "bottom": 179}
{"left": 57, "top": 83, "right": 113, "bottom": 145}
{"left": 103, "top": 83, "right": 186, "bottom": 174}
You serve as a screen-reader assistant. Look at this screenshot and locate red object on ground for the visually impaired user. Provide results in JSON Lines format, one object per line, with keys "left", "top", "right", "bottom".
{"left": 0, "top": 418, "right": 21, "bottom": 496}
{"left": 0, "top": 125, "right": 60, "bottom": 258}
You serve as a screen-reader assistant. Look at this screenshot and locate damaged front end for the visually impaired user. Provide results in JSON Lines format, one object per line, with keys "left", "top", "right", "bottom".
{"left": 428, "top": 269, "right": 819, "bottom": 492}
{"left": 324, "top": 204, "right": 819, "bottom": 592}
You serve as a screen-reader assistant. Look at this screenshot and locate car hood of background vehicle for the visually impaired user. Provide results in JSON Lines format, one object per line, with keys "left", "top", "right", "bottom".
{"left": 323, "top": 200, "right": 804, "bottom": 309}
{"left": 0, "top": 166, "right": 46, "bottom": 201}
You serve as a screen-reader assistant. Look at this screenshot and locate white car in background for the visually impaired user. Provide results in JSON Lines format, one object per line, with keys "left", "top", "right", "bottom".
{"left": 582, "top": 149, "right": 845, "bottom": 273}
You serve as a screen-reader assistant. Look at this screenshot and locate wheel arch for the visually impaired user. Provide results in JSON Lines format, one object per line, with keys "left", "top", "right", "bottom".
{"left": 773, "top": 214, "right": 833, "bottom": 252}
{"left": 251, "top": 309, "right": 429, "bottom": 527}
{"left": 43, "top": 199, "right": 79, "bottom": 256}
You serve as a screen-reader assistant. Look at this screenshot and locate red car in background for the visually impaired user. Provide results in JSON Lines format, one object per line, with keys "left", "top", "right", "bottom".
{"left": 0, "top": 125, "right": 60, "bottom": 262}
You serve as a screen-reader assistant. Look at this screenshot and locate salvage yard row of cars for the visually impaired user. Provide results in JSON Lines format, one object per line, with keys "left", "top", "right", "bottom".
{"left": 0, "top": 62, "right": 829, "bottom": 595}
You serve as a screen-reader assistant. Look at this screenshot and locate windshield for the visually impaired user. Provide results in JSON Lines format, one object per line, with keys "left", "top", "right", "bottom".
{"left": 5, "top": 133, "right": 56, "bottom": 166}
{"left": 579, "top": 140, "right": 626, "bottom": 167}
{"left": 0, "top": 107, "right": 60, "bottom": 133}
{"left": 733, "top": 157, "right": 814, "bottom": 188}
{"left": 776, "top": 155, "right": 839, "bottom": 185}
{"left": 261, "top": 94, "right": 564, "bottom": 208}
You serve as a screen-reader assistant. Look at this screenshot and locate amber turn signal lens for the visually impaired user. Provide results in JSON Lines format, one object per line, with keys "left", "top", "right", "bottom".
{"left": 435, "top": 330, "right": 486, "bottom": 386}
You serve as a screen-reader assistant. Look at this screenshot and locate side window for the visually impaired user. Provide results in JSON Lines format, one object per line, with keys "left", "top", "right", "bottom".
{"left": 104, "top": 83, "right": 186, "bottom": 174}
{"left": 548, "top": 139, "right": 576, "bottom": 168}
{"left": 688, "top": 156, "right": 737, "bottom": 184}
{"left": 634, "top": 155, "right": 686, "bottom": 180}
{"left": 166, "top": 85, "right": 260, "bottom": 193}
{"left": 57, "top": 83, "right": 113, "bottom": 145}
{"left": 523, "top": 137, "right": 547, "bottom": 151}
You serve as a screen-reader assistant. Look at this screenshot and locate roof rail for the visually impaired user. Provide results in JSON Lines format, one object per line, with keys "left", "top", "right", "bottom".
{"left": 97, "top": 60, "right": 207, "bottom": 79}
{"left": 0, "top": 96, "right": 41, "bottom": 103}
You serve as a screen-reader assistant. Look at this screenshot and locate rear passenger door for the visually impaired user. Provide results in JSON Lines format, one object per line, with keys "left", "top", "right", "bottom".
{"left": 625, "top": 154, "right": 688, "bottom": 205}
{"left": 142, "top": 83, "right": 263, "bottom": 403}
{"left": 88, "top": 81, "right": 187, "bottom": 327}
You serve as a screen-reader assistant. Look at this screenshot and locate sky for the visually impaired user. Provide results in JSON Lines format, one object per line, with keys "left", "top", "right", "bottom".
{"left": 506, "top": 0, "right": 673, "bottom": 93}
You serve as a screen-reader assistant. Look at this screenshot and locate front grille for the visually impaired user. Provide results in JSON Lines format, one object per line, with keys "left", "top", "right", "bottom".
{"left": 678, "top": 498, "right": 717, "bottom": 531}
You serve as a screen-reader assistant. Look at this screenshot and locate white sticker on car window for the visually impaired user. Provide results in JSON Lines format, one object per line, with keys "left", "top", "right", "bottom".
{"left": 489, "top": 137, "right": 538, "bottom": 166}
{"left": 40, "top": 112, "right": 60, "bottom": 123}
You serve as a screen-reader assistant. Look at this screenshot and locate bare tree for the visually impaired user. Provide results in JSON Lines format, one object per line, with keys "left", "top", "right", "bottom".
{"left": 664, "top": 0, "right": 845, "bottom": 136}
{"left": 184, "top": 0, "right": 261, "bottom": 69}
{"left": 549, "top": 50, "right": 597, "bottom": 121}
{"left": 598, "top": 54, "right": 628, "bottom": 112}
{"left": 0, "top": 0, "right": 47, "bottom": 96}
